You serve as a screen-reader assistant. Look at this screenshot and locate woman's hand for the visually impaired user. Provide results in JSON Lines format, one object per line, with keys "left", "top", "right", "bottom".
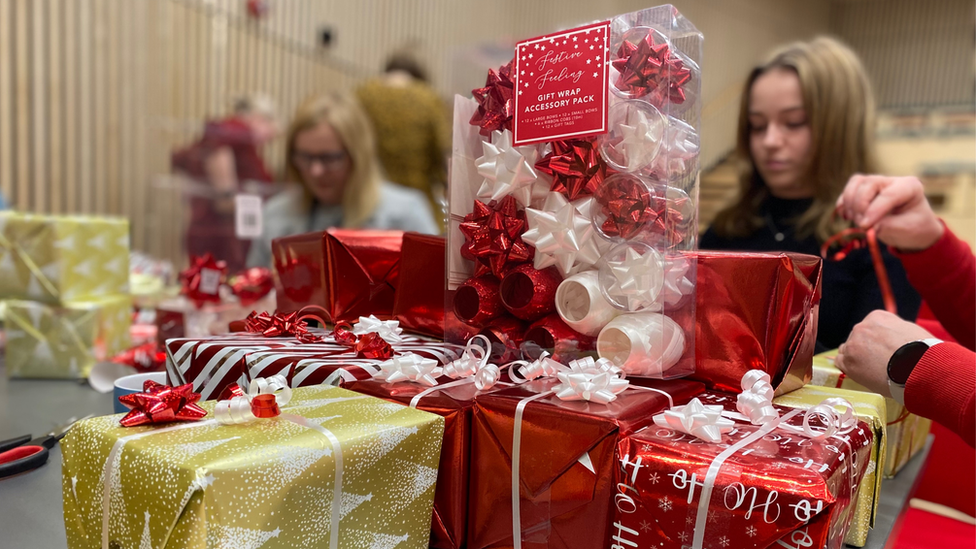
{"left": 836, "top": 175, "right": 943, "bottom": 252}
{"left": 835, "top": 310, "right": 935, "bottom": 398}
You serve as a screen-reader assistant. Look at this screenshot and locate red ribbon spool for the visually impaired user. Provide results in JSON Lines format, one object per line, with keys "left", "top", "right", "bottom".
{"left": 478, "top": 316, "right": 526, "bottom": 363}
{"left": 454, "top": 276, "right": 505, "bottom": 327}
{"left": 250, "top": 393, "right": 280, "bottom": 418}
{"left": 523, "top": 313, "right": 596, "bottom": 363}
{"left": 499, "top": 264, "right": 561, "bottom": 322}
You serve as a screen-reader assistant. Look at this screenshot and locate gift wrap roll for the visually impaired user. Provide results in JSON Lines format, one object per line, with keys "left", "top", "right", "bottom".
{"left": 774, "top": 385, "right": 887, "bottom": 547}
{"left": 4, "top": 295, "right": 132, "bottom": 379}
{"left": 596, "top": 312, "right": 685, "bottom": 377}
{"left": 61, "top": 386, "right": 445, "bottom": 549}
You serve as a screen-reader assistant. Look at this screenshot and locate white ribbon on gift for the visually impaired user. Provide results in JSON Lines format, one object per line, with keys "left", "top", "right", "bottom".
{"left": 351, "top": 315, "right": 404, "bottom": 344}
{"left": 441, "top": 335, "right": 491, "bottom": 379}
{"left": 735, "top": 369, "right": 779, "bottom": 425}
{"left": 214, "top": 374, "right": 293, "bottom": 425}
{"left": 372, "top": 353, "right": 443, "bottom": 387}
{"left": 507, "top": 351, "right": 565, "bottom": 384}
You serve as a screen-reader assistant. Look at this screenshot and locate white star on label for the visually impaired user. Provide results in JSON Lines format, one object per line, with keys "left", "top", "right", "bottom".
{"left": 475, "top": 130, "right": 545, "bottom": 207}
{"left": 523, "top": 192, "right": 605, "bottom": 276}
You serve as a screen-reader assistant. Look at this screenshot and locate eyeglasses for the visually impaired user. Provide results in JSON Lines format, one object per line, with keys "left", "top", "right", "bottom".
{"left": 291, "top": 150, "right": 348, "bottom": 170}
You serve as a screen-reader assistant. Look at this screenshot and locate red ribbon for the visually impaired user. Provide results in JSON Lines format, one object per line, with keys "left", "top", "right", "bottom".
{"left": 821, "top": 227, "right": 897, "bottom": 314}
{"left": 180, "top": 254, "right": 228, "bottom": 309}
{"left": 110, "top": 342, "right": 167, "bottom": 373}
{"left": 612, "top": 32, "right": 692, "bottom": 104}
{"left": 118, "top": 380, "right": 208, "bottom": 427}
{"left": 535, "top": 139, "right": 614, "bottom": 201}
{"left": 459, "top": 196, "right": 534, "bottom": 279}
{"left": 470, "top": 60, "right": 515, "bottom": 136}
{"left": 242, "top": 311, "right": 323, "bottom": 343}
{"left": 333, "top": 321, "right": 395, "bottom": 359}
{"left": 229, "top": 267, "right": 274, "bottom": 306}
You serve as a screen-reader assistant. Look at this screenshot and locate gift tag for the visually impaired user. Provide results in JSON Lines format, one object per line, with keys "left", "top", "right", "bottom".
{"left": 199, "top": 268, "right": 221, "bottom": 295}
{"left": 235, "top": 194, "right": 263, "bottom": 239}
{"left": 512, "top": 20, "right": 610, "bottom": 145}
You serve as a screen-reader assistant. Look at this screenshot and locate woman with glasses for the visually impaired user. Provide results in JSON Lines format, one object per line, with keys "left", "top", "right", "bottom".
{"left": 246, "top": 91, "right": 438, "bottom": 268}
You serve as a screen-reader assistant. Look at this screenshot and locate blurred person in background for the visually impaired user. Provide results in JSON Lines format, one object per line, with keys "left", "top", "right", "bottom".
{"left": 172, "top": 93, "right": 280, "bottom": 273}
{"left": 357, "top": 50, "right": 449, "bottom": 231}
{"left": 834, "top": 174, "right": 975, "bottom": 447}
{"left": 700, "top": 36, "right": 921, "bottom": 350}
{"left": 246, "top": 91, "right": 437, "bottom": 268}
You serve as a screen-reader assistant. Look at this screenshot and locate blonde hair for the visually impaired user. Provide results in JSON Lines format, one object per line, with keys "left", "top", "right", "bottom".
{"left": 711, "top": 36, "right": 879, "bottom": 242}
{"left": 285, "top": 92, "right": 382, "bottom": 228}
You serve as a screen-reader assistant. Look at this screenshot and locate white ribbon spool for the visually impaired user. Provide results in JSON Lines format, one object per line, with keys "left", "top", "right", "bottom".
{"left": 554, "top": 271, "right": 621, "bottom": 336}
{"left": 596, "top": 313, "right": 685, "bottom": 376}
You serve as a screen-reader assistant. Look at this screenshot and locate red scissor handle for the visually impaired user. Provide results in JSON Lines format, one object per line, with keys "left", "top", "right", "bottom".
{"left": 0, "top": 444, "right": 49, "bottom": 479}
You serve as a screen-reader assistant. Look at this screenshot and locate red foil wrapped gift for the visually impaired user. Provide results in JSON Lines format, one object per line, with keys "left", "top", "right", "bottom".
{"left": 613, "top": 393, "right": 873, "bottom": 549}
{"left": 272, "top": 229, "right": 403, "bottom": 323}
{"left": 468, "top": 378, "right": 704, "bottom": 549}
{"left": 393, "top": 232, "right": 448, "bottom": 338}
{"left": 348, "top": 377, "right": 494, "bottom": 549}
{"left": 692, "top": 251, "right": 822, "bottom": 395}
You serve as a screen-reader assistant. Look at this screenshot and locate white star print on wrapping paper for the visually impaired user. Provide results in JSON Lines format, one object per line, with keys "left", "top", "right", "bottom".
{"left": 719, "top": 535, "right": 731, "bottom": 547}
{"left": 659, "top": 496, "right": 672, "bottom": 512}
{"left": 346, "top": 530, "right": 410, "bottom": 549}
{"left": 475, "top": 130, "right": 550, "bottom": 207}
{"left": 601, "top": 245, "right": 664, "bottom": 311}
{"left": 139, "top": 511, "right": 153, "bottom": 549}
{"left": 613, "top": 108, "right": 665, "bottom": 171}
{"left": 522, "top": 192, "right": 607, "bottom": 277}
{"left": 746, "top": 525, "right": 758, "bottom": 537}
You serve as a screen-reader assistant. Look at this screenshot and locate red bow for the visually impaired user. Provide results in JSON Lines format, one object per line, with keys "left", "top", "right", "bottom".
{"left": 180, "top": 254, "right": 227, "bottom": 309}
{"left": 459, "top": 196, "right": 534, "bottom": 279}
{"left": 229, "top": 267, "right": 274, "bottom": 306}
{"left": 110, "top": 342, "right": 167, "bottom": 373}
{"left": 119, "top": 380, "right": 208, "bottom": 427}
{"left": 612, "top": 32, "right": 692, "bottom": 104}
{"left": 470, "top": 60, "right": 515, "bottom": 136}
{"left": 333, "top": 322, "right": 395, "bottom": 359}
{"left": 535, "top": 139, "right": 614, "bottom": 201}
{"left": 243, "top": 311, "right": 323, "bottom": 343}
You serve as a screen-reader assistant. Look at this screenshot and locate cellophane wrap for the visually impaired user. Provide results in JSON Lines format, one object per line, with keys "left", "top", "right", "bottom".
{"left": 4, "top": 295, "right": 132, "bottom": 379}
{"left": 0, "top": 211, "right": 130, "bottom": 304}
{"left": 61, "top": 386, "right": 445, "bottom": 549}
{"left": 811, "top": 349, "right": 929, "bottom": 478}
{"left": 272, "top": 229, "right": 403, "bottom": 323}
{"left": 771, "top": 384, "right": 888, "bottom": 547}
{"left": 690, "top": 251, "right": 822, "bottom": 395}
{"left": 164, "top": 331, "right": 463, "bottom": 401}
{"left": 446, "top": 5, "right": 702, "bottom": 379}
{"left": 614, "top": 391, "right": 874, "bottom": 549}
{"left": 468, "top": 378, "right": 704, "bottom": 548}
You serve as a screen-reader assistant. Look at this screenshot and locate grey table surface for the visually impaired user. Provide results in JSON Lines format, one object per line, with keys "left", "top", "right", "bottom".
{"left": 0, "top": 363, "right": 933, "bottom": 549}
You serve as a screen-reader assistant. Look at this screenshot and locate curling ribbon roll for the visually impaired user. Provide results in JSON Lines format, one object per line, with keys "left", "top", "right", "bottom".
{"left": 554, "top": 271, "right": 620, "bottom": 336}
{"left": 522, "top": 314, "right": 595, "bottom": 363}
{"left": 478, "top": 316, "right": 527, "bottom": 363}
{"left": 500, "top": 264, "right": 561, "bottom": 321}
{"left": 736, "top": 370, "right": 779, "bottom": 425}
{"left": 214, "top": 374, "right": 291, "bottom": 424}
{"left": 454, "top": 276, "right": 505, "bottom": 326}
{"left": 596, "top": 313, "right": 685, "bottom": 377}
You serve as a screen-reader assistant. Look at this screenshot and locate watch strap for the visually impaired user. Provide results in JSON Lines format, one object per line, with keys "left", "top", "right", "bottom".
{"left": 887, "top": 338, "right": 942, "bottom": 405}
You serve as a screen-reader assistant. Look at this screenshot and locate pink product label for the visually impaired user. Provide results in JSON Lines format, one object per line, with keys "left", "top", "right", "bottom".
{"left": 513, "top": 20, "right": 610, "bottom": 146}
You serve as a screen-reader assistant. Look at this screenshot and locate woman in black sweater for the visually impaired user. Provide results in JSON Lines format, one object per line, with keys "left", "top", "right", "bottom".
{"left": 700, "top": 37, "right": 920, "bottom": 350}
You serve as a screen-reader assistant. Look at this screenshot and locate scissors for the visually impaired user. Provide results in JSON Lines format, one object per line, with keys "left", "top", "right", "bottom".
{"left": 0, "top": 415, "right": 93, "bottom": 479}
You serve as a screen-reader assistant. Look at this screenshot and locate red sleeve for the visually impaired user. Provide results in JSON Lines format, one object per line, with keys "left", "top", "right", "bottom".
{"left": 905, "top": 342, "right": 975, "bottom": 448}
{"left": 893, "top": 225, "right": 976, "bottom": 351}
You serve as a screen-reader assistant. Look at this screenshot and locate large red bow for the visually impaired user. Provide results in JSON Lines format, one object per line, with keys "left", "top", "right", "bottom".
{"left": 243, "top": 311, "right": 323, "bottom": 343}
{"left": 119, "top": 380, "right": 208, "bottom": 427}
{"left": 180, "top": 254, "right": 227, "bottom": 308}
{"left": 612, "top": 32, "right": 692, "bottom": 104}
{"left": 459, "top": 195, "right": 534, "bottom": 279}
{"left": 470, "top": 60, "right": 515, "bottom": 136}
{"left": 535, "top": 139, "right": 614, "bottom": 201}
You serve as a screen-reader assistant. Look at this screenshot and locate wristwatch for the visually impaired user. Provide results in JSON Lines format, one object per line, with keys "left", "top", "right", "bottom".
{"left": 887, "top": 338, "right": 942, "bottom": 404}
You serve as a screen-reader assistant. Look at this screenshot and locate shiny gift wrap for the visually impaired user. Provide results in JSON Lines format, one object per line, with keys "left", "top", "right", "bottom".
{"left": 272, "top": 229, "right": 403, "bottom": 323}
{"left": 772, "top": 385, "right": 888, "bottom": 547}
{"left": 615, "top": 395, "right": 874, "bottom": 549}
{"left": 811, "top": 349, "right": 930, "bottom": 478}
{"left": 691, "top": 251, "right": 822, "bottom": 395}
{"left": 61, "top": 386, "right": 445, "bottom": 549}
{"left": 468, "top": 378, "right": 704, "bottom": 549}
{"left": 4, "top": 295, "right": 132, "bottom": 379}
{"left": 0, "top": 212, "right": 130, "bottom": 304}
{"left": 393, "top": 233, "right": 449, "bottom": 338}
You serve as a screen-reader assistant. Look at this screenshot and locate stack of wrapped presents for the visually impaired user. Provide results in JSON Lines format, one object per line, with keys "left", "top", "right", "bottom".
{"left": 55, "top": 5, "right": 932, "bottom": 548}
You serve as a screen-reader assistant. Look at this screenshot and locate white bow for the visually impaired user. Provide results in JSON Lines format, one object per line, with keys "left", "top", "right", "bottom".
{"left": 554, "top": 367, "right": 629, "bottom": 404}
{"left": 653, "top": 398, "right": 735, "bottom": 443}
{"left": 373, "top": 353, "right": 442, "bottom": 387}
{"left": 352, "top": 315, "right": 404, "bottom": 344}
{"left": 736, "top": 369, "right": 779, "bottom": 425}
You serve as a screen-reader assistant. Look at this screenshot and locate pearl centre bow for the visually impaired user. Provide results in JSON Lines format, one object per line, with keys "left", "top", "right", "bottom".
{"left": 476, "top": 130, "right": 547, "bottom": 208}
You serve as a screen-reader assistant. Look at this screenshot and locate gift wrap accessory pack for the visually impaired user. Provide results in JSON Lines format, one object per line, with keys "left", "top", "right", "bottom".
{"left": 811, "top": 349, "right": 931, "bottom": 478}
{"left": 4, "top": 295, "right": 132, "bottom": 379}
{"left": 61, "top": 385, "right": 445, "bottom": 549}
{"left": 0, "top": 211, "right": 130, "bottom": 304}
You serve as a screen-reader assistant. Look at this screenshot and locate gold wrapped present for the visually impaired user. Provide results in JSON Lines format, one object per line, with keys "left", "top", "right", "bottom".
{"left": 812, "top": 350, "right": 931, "bottom": 477}
{"left": 61, "top": 385, "right": 445, "bottom": 549}
{"left": 0, "top": 212, "right": 129, "bottom": 304}
{"left": 4, "top": 295, "right": 132, "bottom": 379}
{"left": 774, "top": 384, "right": 887, "bottom": 547}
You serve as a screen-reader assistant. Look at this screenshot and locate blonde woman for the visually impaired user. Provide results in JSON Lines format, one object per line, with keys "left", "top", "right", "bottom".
{"left": 701, "top": 36, "right": 920, "bottom": 350}
{"left": 247, "top": 91, "right": 437, "bottom": 268}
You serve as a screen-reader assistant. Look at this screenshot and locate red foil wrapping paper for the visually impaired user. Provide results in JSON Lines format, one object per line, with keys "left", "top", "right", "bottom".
{"left": 468, "top": 378, "right": 705, "bottom": 549}
{"left": 522, "top": 314, "right": 595, "bottom": 363}
{"left": 613, "top": 392, "right": 873, "bottom": 549}
{"left": 348, "top": 377, "right": 496, "bottom": 549}
{"left": 691, "top": 251, "right": 821, "bottom": 395}
{"left": 393, "top": 232, "right": 448, "bottom": 337}
{"left": 478, "top": 316, "right": 527, "bottom": 363}
{"left": 272, "top": 228, "right": 403, "bottom": 323}
{"left": 500, "top": 264, "right": 561, "bottom": 321}
{"left": 454, "top": 276, "right": 505, "bottom": 327}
